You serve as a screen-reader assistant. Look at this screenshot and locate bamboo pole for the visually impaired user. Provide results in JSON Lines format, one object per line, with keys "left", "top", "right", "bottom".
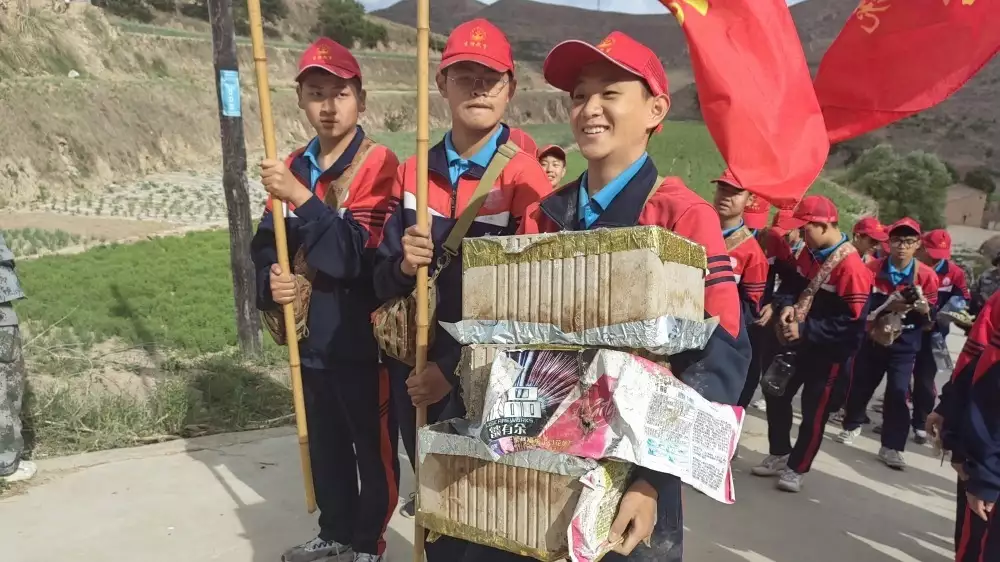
{"left": 245, "top": 0, "right": 316, "bottom": 514}
{"left": 413, "top": 0, "right": 431, "bottom": 558}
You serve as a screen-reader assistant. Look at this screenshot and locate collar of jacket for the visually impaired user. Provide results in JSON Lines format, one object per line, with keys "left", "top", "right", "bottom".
{"left": 427, "top": 123, "right": 513, "bottom": 183}
{"left": 288, "top": 126, "right": 367, "bottom": 188}
{"left": 539, "top": 157, "right": 660, "bottom": 231}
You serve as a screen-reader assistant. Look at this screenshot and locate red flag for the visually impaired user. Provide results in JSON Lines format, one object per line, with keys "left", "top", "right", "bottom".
{"left": 815, "top": 0, "right": 1000, "bottom": 145}
{"left": 660, "top": 0, "right": 828, "bottom": 209}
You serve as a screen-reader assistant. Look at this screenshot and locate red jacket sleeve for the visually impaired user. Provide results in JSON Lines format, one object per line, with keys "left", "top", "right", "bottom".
{"left": 295, "top": 146, "right": 399, "bottom": 279}
{"left": 838, "top": 259, "right": 873, "bottom": 321}
{"left": 510, "top": 156, "right": 554, "bottom": 232}
{"left": 740, "top": 241, "right": 769, "bottom": 313}
{"left": 954, "top": 263, "right": 972, "bottom": 301}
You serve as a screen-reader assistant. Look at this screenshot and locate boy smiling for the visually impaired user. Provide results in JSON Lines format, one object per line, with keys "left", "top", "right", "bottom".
{"left": 503, "top": 31, "right": 749, "bottom": 562}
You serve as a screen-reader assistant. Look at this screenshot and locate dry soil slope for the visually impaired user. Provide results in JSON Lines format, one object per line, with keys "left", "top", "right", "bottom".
{"left": 0, "top": 5, "right": 567, "bottom": 205}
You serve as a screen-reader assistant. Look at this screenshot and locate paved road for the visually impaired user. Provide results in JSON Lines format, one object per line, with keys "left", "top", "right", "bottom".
{"left": 1, "top": 336, "right": 968, "bottom": 562}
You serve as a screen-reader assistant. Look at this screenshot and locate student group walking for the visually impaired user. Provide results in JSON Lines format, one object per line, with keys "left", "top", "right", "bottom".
{"left": 96, "top": 16, "right": 993, "bottom": 562}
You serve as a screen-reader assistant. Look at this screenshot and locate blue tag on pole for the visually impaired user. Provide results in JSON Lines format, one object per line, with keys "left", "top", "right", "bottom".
{"left": 220, "top": 70, "right": 241, "bottom": 118}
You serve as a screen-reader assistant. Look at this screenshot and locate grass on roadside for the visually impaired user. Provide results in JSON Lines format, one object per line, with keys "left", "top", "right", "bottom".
{"left": 14, "top": 230, "right": 253, "bottom": 355}
{"left": 23, "top": 353, "right": 292, "bottom": 458}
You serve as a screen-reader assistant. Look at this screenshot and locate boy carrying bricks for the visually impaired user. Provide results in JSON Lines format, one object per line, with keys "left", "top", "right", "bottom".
{"left": 463, "top": 31, "right": 751, "bottom": 562}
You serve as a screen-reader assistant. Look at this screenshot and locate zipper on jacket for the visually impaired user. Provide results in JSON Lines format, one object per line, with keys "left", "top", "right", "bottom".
{"left": 450, "top": 187, "right": 457, "bottom": 218}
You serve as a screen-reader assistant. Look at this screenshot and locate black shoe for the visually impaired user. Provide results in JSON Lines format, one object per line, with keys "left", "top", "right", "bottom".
{"left": 399, "top": 494, "right": 415, "bottom": 519}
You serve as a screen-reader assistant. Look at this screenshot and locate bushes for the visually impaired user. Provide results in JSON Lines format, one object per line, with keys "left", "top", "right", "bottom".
{"left": 315, "top": 0, "right": 388, "bottom": 49}
{"left": 844, "top": 144, "right": 949, "bottom": 229}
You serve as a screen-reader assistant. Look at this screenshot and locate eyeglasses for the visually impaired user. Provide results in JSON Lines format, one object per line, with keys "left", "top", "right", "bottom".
{"left": 889, "top": 237, "right": 921, "bottom": 248}
{"left": 447, "top": 74, "right": 510, "bottom": 96}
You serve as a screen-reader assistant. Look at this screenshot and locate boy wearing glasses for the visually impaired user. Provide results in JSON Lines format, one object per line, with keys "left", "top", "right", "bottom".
{"left": 836, "top": 218, "right": 939, "bottom": 470}
{"left": 373, "top": 18, "right": 551, "bottom": 536}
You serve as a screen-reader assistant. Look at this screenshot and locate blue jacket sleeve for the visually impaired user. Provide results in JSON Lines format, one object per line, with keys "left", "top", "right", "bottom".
{"left": 294, "top": 195, "right": 372, "bottom": 280}
{"left": 250, "top": 211, "right": 301, "bottom": 312}
{"left": 373, "top": 199, "right": 417, "bottom": 302}
{"left": 963, "top": 362, "right": 1000, "bottom": 503}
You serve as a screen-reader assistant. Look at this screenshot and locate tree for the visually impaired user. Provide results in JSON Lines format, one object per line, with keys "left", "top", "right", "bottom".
{"left": 846, "top": 145, "right": 948, "bottom": 229}
{"left": 965, "top": 167, "right": 997, "bottom": 194}
{"left": 944, "top": 160, "right": 961, "bottom": 184}
{"left": 315, "top": 0, "right": 387, "bottom": 49}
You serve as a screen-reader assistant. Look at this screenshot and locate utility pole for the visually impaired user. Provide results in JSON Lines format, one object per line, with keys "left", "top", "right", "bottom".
{"left": 208, "top": 0, "right": 263, "bottom": 357}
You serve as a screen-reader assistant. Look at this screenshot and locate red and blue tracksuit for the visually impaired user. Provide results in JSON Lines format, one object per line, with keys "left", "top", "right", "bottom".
{"left": 250, "top": 127, "right": 399, "bottom": 556}
{"left": 726, "top": 224, "right": 769, "bottom": 408}
{"left": 913, "top": 259, "right": 970, "bottom": 433}
{"left": 945, "top": 293, "right": 1000, "bottom": 561}
{"left": 767, "top": 235, "right": 873, "bottom": 474}
{"left": 372, "top": 124, "right": 551, "bottom": 561}
{"left": 841, "top": 257, "right": 939, "bottom": 453}
{"left": 936, "top": 292, "right": 996, "bottom": 554}
{"left": 461, "top": 154, "right": 751, "bottom": 562}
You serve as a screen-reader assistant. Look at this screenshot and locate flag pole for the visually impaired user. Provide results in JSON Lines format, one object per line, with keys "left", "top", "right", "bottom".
{"left": 245, "top": 0, "right": 316, "bottom": 513}
{"left": 413, "top": 0, "right": 431, "bottom": 557}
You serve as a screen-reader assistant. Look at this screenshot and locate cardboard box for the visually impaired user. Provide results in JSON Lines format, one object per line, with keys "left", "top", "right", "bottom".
{"left": 417, "top": 421, "right": 632, "bottom": 561}
{"left": 448, "top": 226, "right": 712, "bottom": 354}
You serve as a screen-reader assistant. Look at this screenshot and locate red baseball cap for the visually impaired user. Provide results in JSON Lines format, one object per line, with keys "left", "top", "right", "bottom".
{"left": 297, "top": 37, "right": 362, "bottom": 82}
{"left": 543, "top": 31, "right": 669, "bottom": 97}
{"left": 888, "top": 217, "right": 922, "bottom": 237}
{"left": 770, "top": 209, "right": 800, "bottom": 236}
{"left": 713, "top": 169, "right": 769, "bottom": 229}
{"left": 923, "top": 229, "right": 952, "bottom": 260}
{"left": 508, "top": 127, "right": 538, "bottom": 157}
{"left": 743, "top": 194, "right": 771, "bottom": 230}
{"left": 853, "top": 216, "right": 888, "bottom": 242}
{"left": 538, "top": 144, "right": 567, "bottom": 162}
{"left": 786, "top": 195, "right": 839, "bottom": 229}
{"left": 440, "top": 18, "right": 514, "bottom": 73}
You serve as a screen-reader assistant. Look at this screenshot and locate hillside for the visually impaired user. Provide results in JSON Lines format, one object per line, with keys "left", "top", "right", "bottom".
{"left": 375, "top": 0, "right": 1000, "bottom": 175}
{"left": 0, "top": 3, "right": 564, "bottom": 205}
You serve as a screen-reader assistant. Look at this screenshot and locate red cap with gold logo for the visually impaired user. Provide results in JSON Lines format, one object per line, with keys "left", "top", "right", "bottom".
{"left": 713, "top": 168, "right": 770, "bottom": 229}
{"left": 853, "top": 216, "right": 888, "bottom": 242}
{"left": 296, "top": 37, "right": 362, "bottom": 82}
{"left": 922, "top": 229, "right": 952, "bottom": 260}
{"left": 440, "top": 18, "right": 514, "bottom": 73}
{"left": 542, "top": 31, "right": 669, "bottom": 97}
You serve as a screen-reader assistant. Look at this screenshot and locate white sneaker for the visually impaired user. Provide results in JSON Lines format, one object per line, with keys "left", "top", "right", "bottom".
{"left": 878, "top": 447, "right": 906, "bottom": 470}
{"left": 835, "top": 427, "right": 862, "bottom": 445}
{"left": 776, "top": 469, "right": 803, "bottom": 493}
{"left": 0, "top": 460, "right": 36, "bottom": 483}
{"left": 914, "top": 429, "right": 929, "bottom": 445}
{"left": 353, "top": 555, "right": 385, "bottom": 562}
{"left": 752, "top": 398, "right": 767, "bottom": 412}
{"left": 751, "top": 454, "right": 789, "bottom": 477}
{"left": 282, "top": 537, "right": 352, "bottom": 562}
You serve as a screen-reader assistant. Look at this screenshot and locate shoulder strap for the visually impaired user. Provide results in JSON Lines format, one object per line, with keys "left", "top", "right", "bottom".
{"left": 644, "top": 176, "right": 666, "bottom": 207}
{"left": 323, "top": 137, "right": 378, "bottom": 210}
{"left": 792, "top": 241, "right": 857, "bottom": 322}
{"left": 725, "top": 226, "right": 754, "bottom": 252}
{"left": 442, "top": 140, "right": 519, "bottom": 256}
